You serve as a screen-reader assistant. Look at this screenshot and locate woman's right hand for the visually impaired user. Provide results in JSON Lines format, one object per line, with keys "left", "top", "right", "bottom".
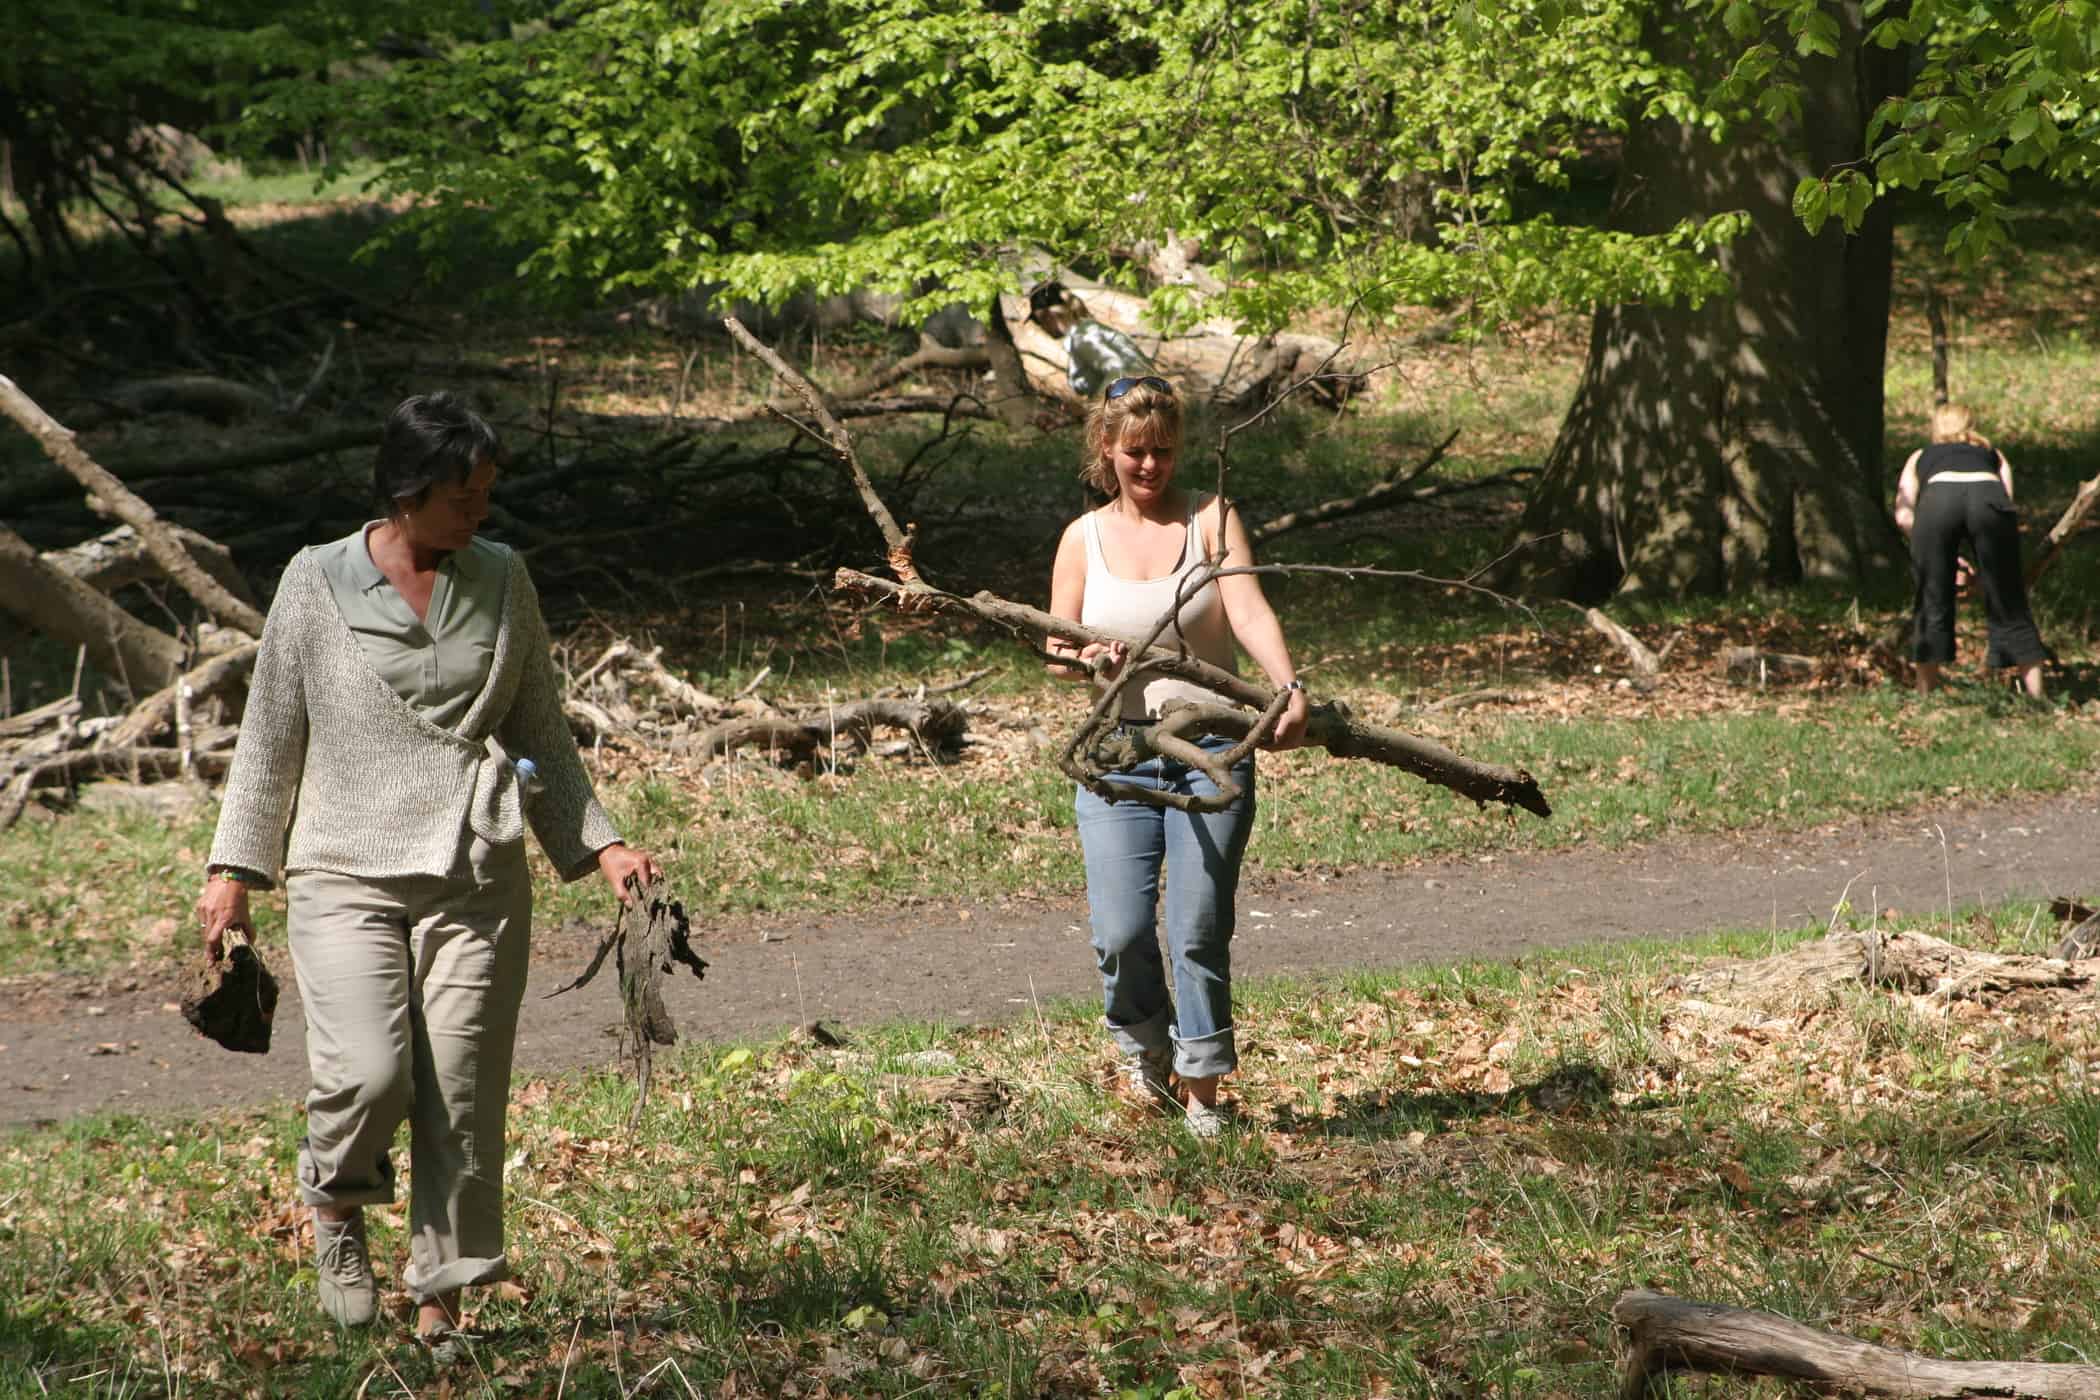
{"left": 195, "top": 876, "right": 252, "bottom": 962}
{"left": 1077, "top": 640, "right": 1127, "bottom": 680}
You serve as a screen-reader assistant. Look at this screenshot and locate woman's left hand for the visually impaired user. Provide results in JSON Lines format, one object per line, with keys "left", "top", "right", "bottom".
{"left": 597, "top": 843, "right": 661, "bottom": 903}
{"left": 1266, "top": 687, "right": 1312, "bottom": 750}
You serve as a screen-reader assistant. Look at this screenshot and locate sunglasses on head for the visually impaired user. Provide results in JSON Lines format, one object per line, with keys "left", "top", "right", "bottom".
{"left": 1103, "top": 375, "right": 1172, "bottom": 401}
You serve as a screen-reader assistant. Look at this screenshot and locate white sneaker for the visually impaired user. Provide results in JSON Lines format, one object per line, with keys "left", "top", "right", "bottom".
{"left": 1183, "top": 1098, "right": 1227, "bottom": 1139}
{"left": 1120, "top": 1048, "right": 1175, "bottom": 1108}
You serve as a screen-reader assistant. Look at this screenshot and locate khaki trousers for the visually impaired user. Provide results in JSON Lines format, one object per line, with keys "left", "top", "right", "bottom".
{"left": 286, "top": 837, "right": 531, "bottom": 1301}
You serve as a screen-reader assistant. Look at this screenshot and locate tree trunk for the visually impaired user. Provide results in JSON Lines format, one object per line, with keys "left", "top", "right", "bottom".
{"left": 0, "top": 520, "right": 185, "bottom": 692}
{"left": 1508, "top": 5, "right": 1909, "bottom": 601}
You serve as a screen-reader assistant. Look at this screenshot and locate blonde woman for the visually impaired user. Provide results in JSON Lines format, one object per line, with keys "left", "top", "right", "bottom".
{"left": 1046, "top": 375, "right": 1309, "bottom": 1137}
{"left": 1892, "top": 402, "right": 2047, "bottom": 697}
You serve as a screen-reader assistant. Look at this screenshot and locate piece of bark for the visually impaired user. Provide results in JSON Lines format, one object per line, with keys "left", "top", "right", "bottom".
{"left": 1720, "top": 645, "right": 1819, "bottom": 683}
{"left": 2027, "top": 470, "right": 2100, "bottom": 587}
{"left": 1614, "top": 1287, "right": 2100, "bottom": 1399}
{"left": 0, "top": 375, "right": 266, "bottom": 636}
{"left": 44, "top": 522, "right": 258, "bottom": 608}
{"left": 1585, "top": 606, "right": 1661, "bottom": 678}
{"left": 1424, "top": 689, "right": 1529, "bottom": 714}
{"left": 0, "top": 520, "right": 186, "bottom": 693}
{"left": 694, "top": 698, "right": 968, "bottom": 760}
{"left": 1674, "top": 928, "right": 2086, "bottom": 1010}
{"left": 0, "top": 694, "right": 82, "bottom": 741}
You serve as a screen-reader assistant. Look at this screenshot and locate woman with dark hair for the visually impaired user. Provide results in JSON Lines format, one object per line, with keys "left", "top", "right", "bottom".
{"left": 195, "top": 392, "right": 658, "bottom": 1357}
{"left": 1027, "top": 281, "right": 1157, "bottom": 398}
{"left": 1893, "top": 401, "right": 2049, "bottom": 698}
{"left": 1046, "top": 375, "right": 1308, "bottom": 1137}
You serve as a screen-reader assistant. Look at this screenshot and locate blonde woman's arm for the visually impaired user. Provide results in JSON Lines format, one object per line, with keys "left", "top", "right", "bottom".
{"left": 1048, "top": 516, "right": 1124, "bottom": 681}
{"left": 1206, "top": 497, "right": 1309, "bottom": 748}
{"left": 1997, "top": 450, "right": 2015, "bottom": 501}
{"left": 1893, "top": 451, "right": 1923, "bottom": 537}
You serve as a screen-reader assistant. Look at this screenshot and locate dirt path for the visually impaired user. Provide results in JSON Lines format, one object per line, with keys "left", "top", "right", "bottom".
{"left": 5, "top": 787, "right": 2094, "bottom": 1131}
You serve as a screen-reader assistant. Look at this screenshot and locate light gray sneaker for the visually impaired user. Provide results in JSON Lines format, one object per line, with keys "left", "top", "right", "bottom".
{"left": 314, "top": 1210, "right": 377, "bottom": 1328}
{"left": 1182, "top": 1098, "right": 1228, "bottom": 1140}
{"left": 1120, "top": 1047, "right": 1175, "bottom": 1109}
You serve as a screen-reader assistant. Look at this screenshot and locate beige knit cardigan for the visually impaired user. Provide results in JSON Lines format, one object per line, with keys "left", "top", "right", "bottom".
{"left": 209, "top": 544, "right": 621, "bottom": 886}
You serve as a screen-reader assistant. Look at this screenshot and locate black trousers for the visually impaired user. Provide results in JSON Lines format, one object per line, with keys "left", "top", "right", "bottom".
{"left": 1910, "top": 479, "right": 2045, "bottom": 668}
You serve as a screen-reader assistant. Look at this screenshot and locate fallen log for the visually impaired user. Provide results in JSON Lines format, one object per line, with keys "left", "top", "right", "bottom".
{"left": 0, "top": 375, "right": 265, "bottom": 636}
{"left": 1585, "top": 606, "right": 1662, "bottom": 682}
{"left": 2027, "top": 469, "right": 2100, "bottom": 587}
{"left": 0, "top": 746, "right": 232, "bottom": 830}
{"left": 694, "top": 698, "right": 968, "bottom": 760}
{"left": 99, "top": 640, "right": 260, "bottom": 749}
{"left": 0, "top": 425, "right": 381, "bottom": 512}
{"left": 829, "top": 337, "right": 990, "bottom": 402}
{"left": 1614, "top": 1288, "right": 2100, "bottom": 1399}
{"left": 44, "top": 522, "right": 257, "bottom": 608}
{"left": 1674, "top": 928, "right": 2087, "bottom": 1010}
{"left": 0, "top": 519, "right": 186, "bottom": 691}
{"left": 1720, "top": 645, "right": 1819, "bottom": 684}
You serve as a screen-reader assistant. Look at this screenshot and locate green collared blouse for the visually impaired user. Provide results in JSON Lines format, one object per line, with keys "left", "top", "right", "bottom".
{"left": 314, "top": 524, "right": 506, "bottom": 733}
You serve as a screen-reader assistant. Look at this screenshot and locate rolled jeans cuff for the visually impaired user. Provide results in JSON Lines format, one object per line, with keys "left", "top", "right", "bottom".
{"left": 1103, "top": 1006, "right": 1172, "bottom": 1061}
{"left": 1172, "top": 1026, "right": 1236, "bottom": 1079}
{"left": 405, "top": 1254, "right": 510, "bottom": 1303}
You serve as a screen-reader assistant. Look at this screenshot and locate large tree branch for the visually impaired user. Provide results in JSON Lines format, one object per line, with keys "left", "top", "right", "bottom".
{"left": 0, "top": 375, "right": 265, "bottom": 635}
{"left": 0, "top": 519, "right": 185, "bottom": 691}
{"left": 837, "top": 568, "right": 1549, "bottom": 816}
{"left": 1614, "top": 1288, "right": 2100, "bottom": 1399}
{"left": 721, "top": 316, "right": 924, "bottom": 588}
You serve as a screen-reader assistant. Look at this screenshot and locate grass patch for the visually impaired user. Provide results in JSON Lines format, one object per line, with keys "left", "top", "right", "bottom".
{"left": 9, "top": 903, "right": 2100, "bottom": 1395}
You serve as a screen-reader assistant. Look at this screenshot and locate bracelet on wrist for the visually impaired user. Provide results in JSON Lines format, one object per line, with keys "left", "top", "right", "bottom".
{"left": 1281, "top": 679, "right": 1304, "bottom": 693}
{"left": 212, "top": 867, "right": 261, "bottom": 887}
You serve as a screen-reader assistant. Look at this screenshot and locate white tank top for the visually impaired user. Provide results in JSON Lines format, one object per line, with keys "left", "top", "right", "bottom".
{"left": 1079, "top": 497, "right": 1238, "bottom": 720}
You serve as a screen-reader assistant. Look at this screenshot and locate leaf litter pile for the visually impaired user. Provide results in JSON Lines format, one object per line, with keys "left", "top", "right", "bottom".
{"left": 11, "top": 909, "right": 2100, "bottom": 1396}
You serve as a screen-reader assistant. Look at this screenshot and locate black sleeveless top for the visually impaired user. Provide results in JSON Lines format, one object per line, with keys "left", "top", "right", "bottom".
{"left": 1917, "top": 441, "right": 1998, "bottom": 482}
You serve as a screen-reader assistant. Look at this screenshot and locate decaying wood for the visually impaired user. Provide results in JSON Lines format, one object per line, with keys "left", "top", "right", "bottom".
{"left": 722, "top": 315, "right": 925, "bottom": 588}
{"left": 2027, "top": 470, "right": 2100, "bottom": 587}
{"left": 104, "top": 374, "right": 275, "bottom": 423}
{"left": 45, "top": 522, "right": 258, "bottom": 608}
{"left": 829, "top": 336, "right": 990, "bottom": 402}
{"left": 0, "top": 694, "right": 82, "bottom": 741}
{"left": 0, "top": 425, "right": 381, "bottom": 512}
{"left": 1, "top": 746, "right": 232, "bottom": 831}
{"left": 1250, "top": 452, "right": 1536, "bottom": 545}
{"left": 878, "top": 1072, "right": 1010, "bottom": 1122}
{"left": 1424, "top": 689, "right": 1529, "bottom": 714}
{"left": 99, "top": 640, "right": 260, "bottom": 749}
{"left": 694, "top": 698, "right": 968, "bottom": 761}
{"left": 1614, "top": 1287, "right": 2100, "bottom": 1399}
{"left": 0, "top": 374, "right": 266, "bottom": 636}
{"left": 1720, "top": 645, "right": 1820, "bottom": 683}
{"left": 1584, "top": 606, "right": 1661, "bottom": 679}
{"left": 542, "top": 877, "right": 708, "bottom": 1128}
{"left": 1673, "top": 927, "right": 2087, "bottom": 1011}
{"left": 0, "top": 518, "right": 186, "bottom": 691}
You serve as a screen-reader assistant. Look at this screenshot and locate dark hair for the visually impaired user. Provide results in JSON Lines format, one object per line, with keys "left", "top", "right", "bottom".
{"left": 373, "top": 392, "right": 502, "bottom": 513}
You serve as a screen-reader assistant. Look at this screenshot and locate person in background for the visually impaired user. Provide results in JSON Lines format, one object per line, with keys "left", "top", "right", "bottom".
{"left": 195, "top": 392, "right": 658, "bottom": 1360}
{"left": 1046, "top": 374, "right": 1309, "bottom": 1138}
{"left": 1892, "top": 401, "right": 2048, "bottom": 699}
{"left": 1028, "top": 281, "right": 1158, "bottom": 399}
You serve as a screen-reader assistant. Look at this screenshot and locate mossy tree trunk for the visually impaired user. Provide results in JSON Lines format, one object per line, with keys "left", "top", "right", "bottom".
{"left": 1509, "top": 4, "right": 1910, "bottom": 602}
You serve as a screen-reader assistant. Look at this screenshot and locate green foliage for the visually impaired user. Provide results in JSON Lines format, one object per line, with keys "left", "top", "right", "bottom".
{"left": 1739, "top": 0, "right": 2100, "bottom": 261}
{"left": 272, "top": 0, "right": 1746, "bottom": 330}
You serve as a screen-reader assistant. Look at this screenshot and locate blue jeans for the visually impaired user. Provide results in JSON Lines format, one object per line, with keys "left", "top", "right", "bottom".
{"left": 1074, "top": 734, "right": 1256, "bottom": 1079}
